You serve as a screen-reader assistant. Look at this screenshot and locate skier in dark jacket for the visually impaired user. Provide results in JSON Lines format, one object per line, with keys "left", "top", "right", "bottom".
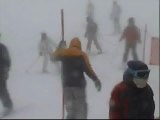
{"left": 85, "top": 17, "right": 102, "bottom": 54}
{"left": 109, "top": 60, "right": 155, "bottom": 119}
{"left": 0, "top": 34, "right": 13, "bottom": 117}
{"left": 52, "top": 37, "right": 101, "bottom": 119}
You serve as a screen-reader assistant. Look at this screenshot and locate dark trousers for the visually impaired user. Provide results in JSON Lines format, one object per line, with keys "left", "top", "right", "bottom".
{"left": 123, "top": 43, "right": 138, "bottom": 62}
{"left": 64, "top": 87, "right": 87, "bottom": 119}
{"left": 87, "top": 37, "right": 102, "bottom": 53}
{"left": 0, "top": 74, "right": 13, "bottom": 109}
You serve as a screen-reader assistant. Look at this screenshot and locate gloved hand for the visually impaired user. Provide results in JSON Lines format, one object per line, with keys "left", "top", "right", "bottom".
{"left": 95, "top": 80, "right": 102, "bottom": 92}
{"left": 58, "top": 40, "right": 66, "bottom": 49}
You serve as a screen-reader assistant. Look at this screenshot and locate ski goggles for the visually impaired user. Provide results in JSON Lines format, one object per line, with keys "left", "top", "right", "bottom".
{"left": 128, "top": 68, "right": 150, "bottom": 79}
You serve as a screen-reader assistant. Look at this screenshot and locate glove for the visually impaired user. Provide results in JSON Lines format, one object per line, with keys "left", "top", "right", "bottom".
{"left": 58, "top": 40, "right": 66, "bottom": 49}
{"left": 95, "top": 80, "right": 101, "bottom": 91}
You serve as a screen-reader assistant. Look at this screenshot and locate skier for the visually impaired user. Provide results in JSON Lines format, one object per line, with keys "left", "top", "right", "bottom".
{"left": 110, "top": 0, "right": 122, "bottom": 34}
{"left": 52, "top": 37, "right": 101, "bottom": 119}
{"left": 109, "top": 60, "right": 155, "bottom": 119}
{"left": 38, "top": 32, "right": 57, "bottom": 73}
{"left": 0, "top": 34, "right": 13, "bottom": 117}
{"left": 120, "top": 17, "right": 141, "bottom": 67}
{"left": 85, "top": 17, "right": 102, "bottom": 54}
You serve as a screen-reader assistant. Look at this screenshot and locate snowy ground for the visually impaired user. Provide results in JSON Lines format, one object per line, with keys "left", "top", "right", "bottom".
{"left": 0, "top": 0, "right": 159, "bottom": 119}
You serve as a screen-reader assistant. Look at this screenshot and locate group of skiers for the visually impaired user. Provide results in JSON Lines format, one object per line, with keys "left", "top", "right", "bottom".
{"left": 0, "top": 0, "right": 156, "bottom": 119}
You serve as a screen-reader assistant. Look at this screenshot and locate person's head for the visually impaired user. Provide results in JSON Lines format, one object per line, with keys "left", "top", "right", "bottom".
{"left": 113, "top": 0, "right": 117, "bottom": 5}
{"left": 124, "top": 60, "right": 150, "bottom": 88}
{"left": 128, "top": 17, "right": 135, "bottom": 25}
{"left": 69, "top": 37, "right": 82, "bottom": 50}
{"left": 41, "top": 32, "right": 47, "bottom": 40}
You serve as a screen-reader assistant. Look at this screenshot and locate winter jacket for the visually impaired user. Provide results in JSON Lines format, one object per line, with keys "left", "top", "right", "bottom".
{"left": 85, "top": 21, "right": 98, "bottom": 39}
{"left": 0, "top": 43, "right": 11, "bottom": 80}
{"left": 121, "top": 25, "right": 140, "bottom": 44}
{"left": 53, "top": 38, "right": 99, "bottom": 88}
{"left": 109, "top": 73, "right": 155, "bottom": 119}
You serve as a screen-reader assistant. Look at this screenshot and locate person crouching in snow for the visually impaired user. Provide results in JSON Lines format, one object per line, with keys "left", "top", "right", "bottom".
{"left": 38, "top": 32, "right": 57, "bottom": 73}
{"left": 52, "top": 37, "right": 101, "bottom": 119}
{"left": 109, "top": 60, "right": 155, "bottom": 119}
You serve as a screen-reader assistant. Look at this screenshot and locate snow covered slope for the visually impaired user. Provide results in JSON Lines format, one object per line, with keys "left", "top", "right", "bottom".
{"left": 0, "top": 0, "right": 159, "bottom": 119}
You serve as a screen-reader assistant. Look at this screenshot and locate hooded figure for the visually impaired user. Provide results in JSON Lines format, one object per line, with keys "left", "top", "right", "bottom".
{"left": 53, "top": 37, "right": 101, "bottom": 119}
{"left": 109, "top": 60, "right": 155, "bottom": 119}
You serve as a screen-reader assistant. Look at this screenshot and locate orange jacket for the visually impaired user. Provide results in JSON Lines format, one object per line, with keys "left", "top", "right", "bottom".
{"left": 121, "top": 25, "right": 140, "bottom": 44}
{"left": 53, "top": 37, "right": 99, "bottom": 87}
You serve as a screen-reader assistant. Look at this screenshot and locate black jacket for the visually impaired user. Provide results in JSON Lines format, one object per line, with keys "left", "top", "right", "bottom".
{"left": 0, "top": 43, "right": 11, "bottom": 73}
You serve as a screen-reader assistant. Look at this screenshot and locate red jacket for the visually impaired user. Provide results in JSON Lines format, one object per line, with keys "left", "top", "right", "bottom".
{"left": 121, "top": 25, "right": 140, "bottom": 44}
{"left": 109, "top": 80, "right": 155, "bottom": 119}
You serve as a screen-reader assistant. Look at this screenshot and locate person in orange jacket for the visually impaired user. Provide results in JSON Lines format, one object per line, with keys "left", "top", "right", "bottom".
{"left": 52, "top": 37, "right": 101, "bottom": 119}
{"left": 120, "top": 17, "right": 141, "bottom": 67}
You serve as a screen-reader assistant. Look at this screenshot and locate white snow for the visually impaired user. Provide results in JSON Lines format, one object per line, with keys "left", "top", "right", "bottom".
{"left": 0, "top": 0, "right": 159, "bottom": 119}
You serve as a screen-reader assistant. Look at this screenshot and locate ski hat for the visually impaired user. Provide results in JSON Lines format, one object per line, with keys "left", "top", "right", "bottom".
{"left": 127, "top": 60, "right": 148, "bottom": 71}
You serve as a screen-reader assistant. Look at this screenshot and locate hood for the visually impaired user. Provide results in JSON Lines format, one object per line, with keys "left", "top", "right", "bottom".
{"left": 69, "top": 37, "right": 82, "bottom": 50}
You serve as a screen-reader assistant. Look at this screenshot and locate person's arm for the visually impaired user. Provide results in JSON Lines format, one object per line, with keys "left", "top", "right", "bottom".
{"left": 4, "top": 46, "right": 11, "bottom": 68}
{"left": 48, "top": 37, "right": 58, "bottom": 48}
{"left": 82, "top": 52, "right": 101, "bottom": 91}
{"left": 51, "top": 40, "right": 66, "bottom": 61}
{"left": 120, "top": 27, "right": 127, "bottom": 41}
{"left": 109, "top": 85, "right": 123, "bottom": 119}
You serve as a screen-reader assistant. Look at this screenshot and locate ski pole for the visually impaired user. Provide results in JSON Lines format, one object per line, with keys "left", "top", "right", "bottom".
{"left": 25, "top": 56, "right": 40, "bottom": 72}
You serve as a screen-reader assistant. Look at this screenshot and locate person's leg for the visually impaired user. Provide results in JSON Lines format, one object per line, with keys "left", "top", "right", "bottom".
{"left": 73, "top": 88, "right": 87, "bottom": 119}
{"left": 0, "top": 78, "right": 13, "bottom": 111}
{"left": 116, "top": 18, "right": 121, "bottom": 33}
{"left": 64, "top": 87, "right": 76, "bottom": 119}
{"left": 93, "top": 37, "right": 102, "bottom": 54}
{"left": 123, "top": 43, "right": 130, "bottom": 63}
{"left": 43, "top": 54, "right": 49, "bottom": 73}
{"left": 132, "top": 43, "right": 138, "bottom": 60}
{"left": 86, "top": 38, "right": 92, "bottom": 52}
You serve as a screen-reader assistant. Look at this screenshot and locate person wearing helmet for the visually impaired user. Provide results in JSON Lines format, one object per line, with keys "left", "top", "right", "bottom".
{"left": 120, "top": 17, "right": 141, "bottom": 68}
{"left": 52, "top": 37, "right": 101, "bottom": 119}
{"left": 109, "top": 60, "right": 155, "bottom": 119}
